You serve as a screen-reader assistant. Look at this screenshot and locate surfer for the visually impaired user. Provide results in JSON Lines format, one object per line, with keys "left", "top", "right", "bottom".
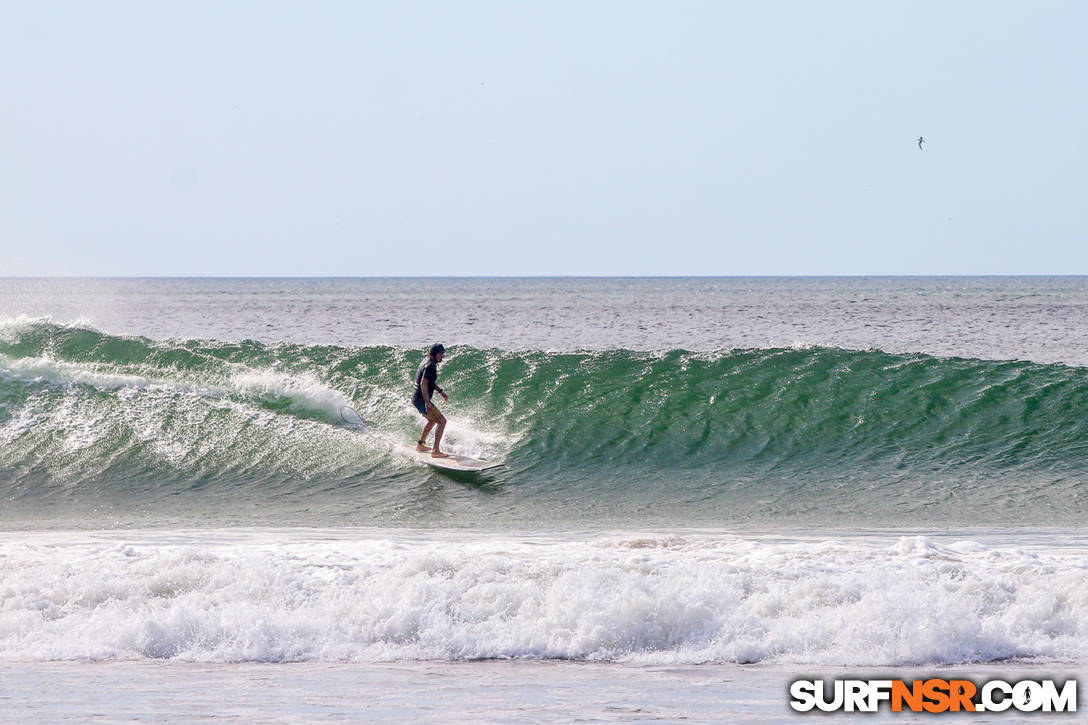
{"left": 412, "top": 343, "right": 450, "bottom": 458}
{"left": 917, "top": 136, "right": 925, "bottom": 150}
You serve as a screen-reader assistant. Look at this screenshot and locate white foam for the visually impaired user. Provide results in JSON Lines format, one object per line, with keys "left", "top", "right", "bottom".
{"left": 424, "top": 409, "right": 510, "bottom": 460}
{"left": 0, "top": 397, "right": 43, "bottom": 446}
{"left": 232, "top": 369, "right": 352, "bottom": 420}
{"left": 0, "top": 354, "right": 359, "bottom": 433}
{"left": 1, "top": 530, "right": 1085, "bottom": 666}
{"left": 0, "top": 354, "right": 397, "bottom": 478}
{"left": 0, "top": 353, "right": 222, "bottom": 397}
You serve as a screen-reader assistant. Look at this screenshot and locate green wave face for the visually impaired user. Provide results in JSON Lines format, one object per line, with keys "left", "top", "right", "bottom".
{"left": 1, "top": 321, "right": 1086, "bottom": 527}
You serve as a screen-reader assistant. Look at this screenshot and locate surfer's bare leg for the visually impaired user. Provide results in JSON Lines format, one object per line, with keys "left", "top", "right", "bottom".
{"left": 417, "top": 419, "right": 435, "bottom": 451}
{"left": 431, "top": 411, "right": 449, "bottom": 458}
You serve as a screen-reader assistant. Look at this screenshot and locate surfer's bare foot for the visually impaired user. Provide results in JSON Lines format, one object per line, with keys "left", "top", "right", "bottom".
{"left": 431, "top": 451, "right": 450, "bottom": 458}
{"left": 415, "top": 444, "right": 428, "bottom": 452}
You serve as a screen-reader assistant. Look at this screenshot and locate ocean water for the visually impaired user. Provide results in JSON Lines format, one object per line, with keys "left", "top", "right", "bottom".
{"left": 1, "top": 277, "right": 1086, "bottom": 721}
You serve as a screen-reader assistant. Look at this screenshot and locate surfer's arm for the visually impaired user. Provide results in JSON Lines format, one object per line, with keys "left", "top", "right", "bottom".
{"left": 421, "top": 378, "right": 432, "bottom": 408}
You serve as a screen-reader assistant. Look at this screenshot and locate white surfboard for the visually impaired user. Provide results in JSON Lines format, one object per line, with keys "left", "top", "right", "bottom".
{"left": 413, "top": 448, "right": 503, "bottom": 472}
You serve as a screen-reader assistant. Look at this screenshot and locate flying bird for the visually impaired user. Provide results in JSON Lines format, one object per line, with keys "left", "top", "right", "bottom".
{"left": 917, "top": 136, "right": 925, "bottom": 150}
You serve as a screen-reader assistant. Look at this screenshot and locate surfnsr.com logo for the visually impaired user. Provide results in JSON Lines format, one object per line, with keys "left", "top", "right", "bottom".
{"left": 789, "top": 678, "right": 1078, "bottom": 714}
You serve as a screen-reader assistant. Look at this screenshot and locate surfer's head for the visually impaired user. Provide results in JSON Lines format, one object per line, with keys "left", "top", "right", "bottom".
{"left": 429, "top": 343, "right": 446, "bottom": 360}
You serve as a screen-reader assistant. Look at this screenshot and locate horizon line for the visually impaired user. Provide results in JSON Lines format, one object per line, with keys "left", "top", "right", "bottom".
{"left": 3, "top": 273, "right": 1087, "bottom": 281}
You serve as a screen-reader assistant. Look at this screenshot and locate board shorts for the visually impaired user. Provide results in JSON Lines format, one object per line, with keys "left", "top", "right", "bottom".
{"left": 414, "top": 399, "right": 443, "bottom": 422}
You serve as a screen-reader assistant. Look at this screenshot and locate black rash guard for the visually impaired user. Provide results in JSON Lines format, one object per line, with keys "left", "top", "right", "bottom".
{"left": 412, "top": 356, "right": 441, "bottom": 407}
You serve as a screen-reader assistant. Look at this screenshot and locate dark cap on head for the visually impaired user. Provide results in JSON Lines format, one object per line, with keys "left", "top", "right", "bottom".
{"left": 429, "top": 343, "right": 446, "bottom": 357}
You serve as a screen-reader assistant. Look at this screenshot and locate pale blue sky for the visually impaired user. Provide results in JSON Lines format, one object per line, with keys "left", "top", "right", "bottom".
{"left": 2, "top": 0, "right": 1086, "bottom": 276}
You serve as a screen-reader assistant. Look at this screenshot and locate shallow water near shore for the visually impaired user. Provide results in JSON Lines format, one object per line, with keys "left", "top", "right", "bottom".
{"left": 3, "top": 659, "right": 1083, "bottom": 723}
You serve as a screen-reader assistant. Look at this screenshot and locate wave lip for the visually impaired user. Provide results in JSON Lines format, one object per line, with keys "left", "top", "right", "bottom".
{"left": 1, "top": 530, "right": 1085, "bottom": 666}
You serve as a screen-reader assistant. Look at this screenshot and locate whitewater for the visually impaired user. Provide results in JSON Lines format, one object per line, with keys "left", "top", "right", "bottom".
{"left": 1, "top": 277, "right": 1086, "bottom": 721}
